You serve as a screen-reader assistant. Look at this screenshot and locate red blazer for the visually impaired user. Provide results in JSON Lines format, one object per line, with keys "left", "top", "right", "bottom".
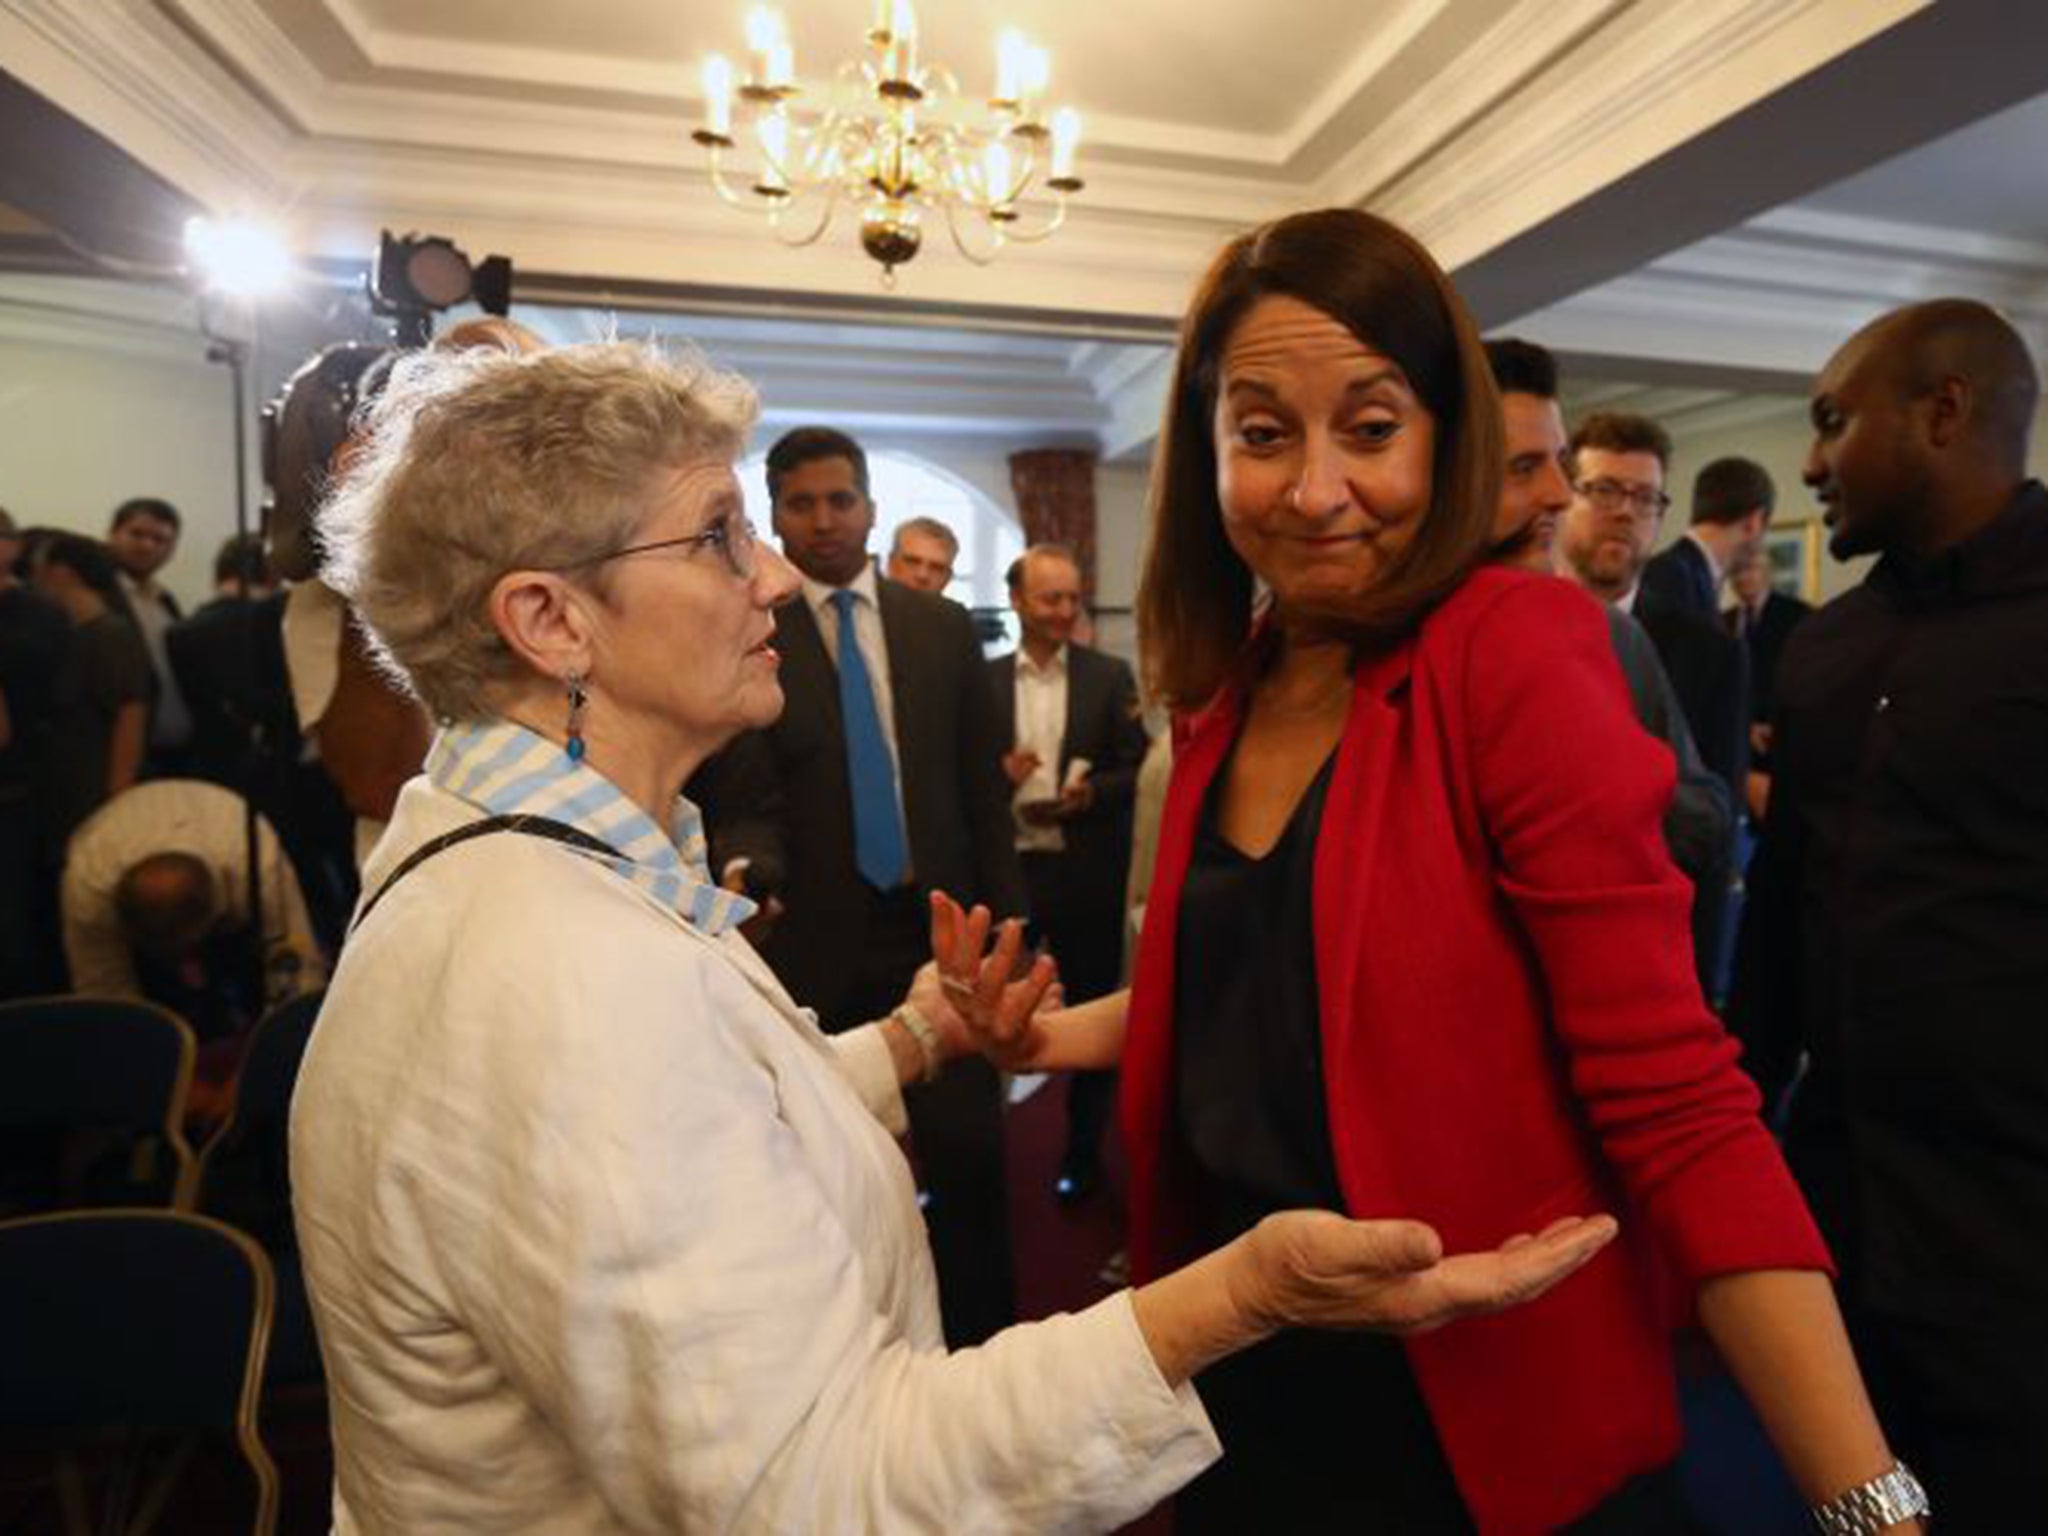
{"left": 1121, "top": 568, "right": 1829, "bottom": 1535}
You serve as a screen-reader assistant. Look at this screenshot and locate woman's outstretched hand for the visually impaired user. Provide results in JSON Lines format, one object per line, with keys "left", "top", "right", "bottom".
{"left": 1232, "top": 1210, "right": 1619, "bottom": 1336}
{"left": 1132, "top": 1209, "right": 1621, "bottom": 1386}
{"left": 928, "top": 891, "right": 1058, "bottom": 1069}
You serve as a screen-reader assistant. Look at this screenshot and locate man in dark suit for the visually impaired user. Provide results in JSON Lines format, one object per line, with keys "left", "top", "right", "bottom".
{"left": 1558, "top": 412, "right": 1749, "bottom": 998}
{"left": 1725, "top": 545, "right": 1813, "bottom": 823}
{"left": 1732, "top": 299, "right": 2046, "bottom": 1530}
{"left": 1639, "top": 457, "right": 1776, "bottom": 621}
{"left": 691, "top": 426, "right": 1026, "bottom": 1347}
{"left": 991, "top": 545, "right": 1148, "bottom": 1202}
{"left": 1726, "top": 545, "right": 1813, "bottom": 730}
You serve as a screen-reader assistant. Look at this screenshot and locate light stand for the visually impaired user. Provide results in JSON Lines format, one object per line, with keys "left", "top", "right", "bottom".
{"left": 186, "top": 216, "right": 290, "bottom": 1022}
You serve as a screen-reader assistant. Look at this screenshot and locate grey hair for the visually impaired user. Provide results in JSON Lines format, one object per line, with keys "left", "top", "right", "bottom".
{"left": 319, "top": 340, "right": 758, "bottom": 721}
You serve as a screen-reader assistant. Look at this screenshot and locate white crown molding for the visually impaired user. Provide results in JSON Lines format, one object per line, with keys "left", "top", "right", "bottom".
{"left": 1072, "top": 340, "right": 1171, "bottom": 403}
{"left": 236, "top": 0, "right": 1292, "bottom": 169}
{"left": 1096, "top": 349, "right": 1175, "bottom": 462}
{"left": 1525, "top": 193, "right": 2048, "bottom": 381}
{"left": 1312, "top": 0, "right": 1627, "bottom": 210}
{"left": 299, "top": 0, "right": 1433, "bottom": 172}
{"left": 1268, "top": 0, "right": 1450, "bottom": 169}
{"left": 1, "top": 0, "right": 293, "bottom": 208}
{"left": 0, "top": 272, "right": 211, "bottom": 364}
{"left": 1369, "top": 0, "right": 1930, "bottom": 268}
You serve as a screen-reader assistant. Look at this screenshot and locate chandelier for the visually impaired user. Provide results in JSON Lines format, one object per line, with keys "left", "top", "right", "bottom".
{"left": 691, "top": 3, "right": 1086, "bottom": 282}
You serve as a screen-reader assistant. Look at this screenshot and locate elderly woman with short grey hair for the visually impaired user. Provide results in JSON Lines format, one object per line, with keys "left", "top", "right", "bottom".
{"left": 291, "top": 340, "right": 1614, "bottom": 1534}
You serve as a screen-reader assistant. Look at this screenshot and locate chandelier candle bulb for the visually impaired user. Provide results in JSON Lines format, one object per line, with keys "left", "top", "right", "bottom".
{"left": 884, "top": 0, "right": 918, "bottom": 78}
{"left": 1050, "top": 108, "right": 1082, "bottom": 181}
{"left": 756, "top": 111, "right": 790, "bottom": 193}
{"left": 745, "top": 7, "right": 782, "bottom": 79}
{"left": 983, "top": 140, "right": 1014, "bottom": 204}
{"left": 702, "top": 54, "right": 735, "bottom": 138}
{"left": 1022, "top": 45, "right": 1050, "bottom": 108}
{"left": 996, "top": 29, "right": 1030, "bottom": 106}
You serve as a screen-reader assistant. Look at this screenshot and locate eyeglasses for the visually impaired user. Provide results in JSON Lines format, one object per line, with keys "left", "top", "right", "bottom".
{"left": 1575, "top": 478, "right": 1671, "bottom": 516}
{"left": 567, "top": 512, "right": 760, "bottom": 580}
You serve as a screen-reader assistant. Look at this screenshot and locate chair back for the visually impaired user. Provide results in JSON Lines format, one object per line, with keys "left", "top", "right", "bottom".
{"left": 222, "top": 990, "right": 323, "bottom": 1141}
{"left": 198, "top": 990, "right": 322, "bottom": 1244}
{"left": 197, "top": 990, "right": 327, "bottom": 1388}
{"left": 0, "top": 996, "right": 199, "bottom": 1212}
{"left": 0, "top": 1209, "right": 280, "bottom": 1533}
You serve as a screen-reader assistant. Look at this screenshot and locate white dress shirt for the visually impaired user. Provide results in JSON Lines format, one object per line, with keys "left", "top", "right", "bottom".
{"left": 1012, "top": 644, "right": 1069, "bottom": 853}
{"left": 293, "top": 775, "right": 1218, "bottom": 1534}
{"left": 61, "top": 778, "right": 325, "bottom": 1001}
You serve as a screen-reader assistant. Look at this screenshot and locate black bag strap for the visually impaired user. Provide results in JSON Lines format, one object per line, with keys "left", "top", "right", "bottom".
{"left": 351, "top": 814, "right": 617, "bottom": 935}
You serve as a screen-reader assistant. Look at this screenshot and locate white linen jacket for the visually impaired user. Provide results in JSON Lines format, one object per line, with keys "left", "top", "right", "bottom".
{"left": 291, "top": 777, "right": 1217, "bottom": 1533}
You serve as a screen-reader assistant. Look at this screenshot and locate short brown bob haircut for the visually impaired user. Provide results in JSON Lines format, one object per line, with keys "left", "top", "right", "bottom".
{"left": 1136, "top": 208, "right": 1503, "bottom": 711}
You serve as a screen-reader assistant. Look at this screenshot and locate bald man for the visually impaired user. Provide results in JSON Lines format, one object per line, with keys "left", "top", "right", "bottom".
{"left": 1731, "top": 299, "right": 2046, "bottom": 1531}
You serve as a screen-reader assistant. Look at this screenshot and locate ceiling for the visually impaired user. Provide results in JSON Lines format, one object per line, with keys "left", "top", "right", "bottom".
{"left": 2, "top": 0, "right": 1978, "bottom": 313}
{"left": 3, "top": 0, "right": 2047, "bottom": 457}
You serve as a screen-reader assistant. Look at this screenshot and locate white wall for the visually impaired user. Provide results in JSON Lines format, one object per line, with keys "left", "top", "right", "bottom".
{"left": 0, "top": 314, "right": 242, "bottom": 607}
{"left": 0, "top": 273, "right": 381, "bottom": 605}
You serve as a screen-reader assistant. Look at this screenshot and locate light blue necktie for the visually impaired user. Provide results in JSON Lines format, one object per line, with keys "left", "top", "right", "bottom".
{"left": 831, "top": 590, "right": 908, "bottom": 890}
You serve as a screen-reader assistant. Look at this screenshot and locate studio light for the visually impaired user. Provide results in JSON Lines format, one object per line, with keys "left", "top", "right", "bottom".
{"left": 182, "top": 215, "right": 292, "bottom": 299}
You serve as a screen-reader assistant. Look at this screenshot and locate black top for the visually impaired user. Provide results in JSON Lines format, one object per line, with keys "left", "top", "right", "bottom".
{"left": 0, "top": 585, "right": 67, "bottom": 796}
{"left": 1733, "top": 479, "right": 2048, "bottom": 1321}
{"left": 43, "top": 611, "right": 151, "bottom": 844}
{"left": 1171, "top": 746, "right": 1473, "bottom": 1533}
{"left": 1174, "top": 749, "right": 1344, "bottom": 1231}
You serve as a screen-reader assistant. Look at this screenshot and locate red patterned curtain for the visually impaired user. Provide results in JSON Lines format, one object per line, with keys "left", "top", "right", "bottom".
{"left": 1007, "top": 448, "right": 1099, "bottom": 599}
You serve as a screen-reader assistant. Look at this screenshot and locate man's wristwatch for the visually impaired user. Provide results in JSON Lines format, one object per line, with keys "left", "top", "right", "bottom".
{"left": 1810, "top": 1461, "right": 1929, "bottom": 1534}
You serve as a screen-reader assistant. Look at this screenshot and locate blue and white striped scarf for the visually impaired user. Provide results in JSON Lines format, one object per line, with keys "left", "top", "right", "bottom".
{"left": 426, "top": 719, "right": 756, "bottom": 937}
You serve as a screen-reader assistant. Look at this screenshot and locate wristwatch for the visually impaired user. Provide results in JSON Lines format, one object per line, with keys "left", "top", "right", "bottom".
{"left": 1811, "top": 1461, "right": 1929, "bottom": 1534}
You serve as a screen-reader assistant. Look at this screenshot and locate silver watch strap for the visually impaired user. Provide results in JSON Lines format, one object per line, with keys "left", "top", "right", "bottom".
{"left": 1811, "top": 1461, "right": 1929, "bottom": 1534}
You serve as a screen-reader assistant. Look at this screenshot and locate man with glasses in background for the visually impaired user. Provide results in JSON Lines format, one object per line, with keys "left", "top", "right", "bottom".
{"left": 1558, "top": 412, "right": 1750, "bottom": 1000}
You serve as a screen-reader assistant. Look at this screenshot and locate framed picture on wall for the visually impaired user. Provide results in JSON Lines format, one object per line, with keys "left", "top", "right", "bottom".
{"left": 1763, "top": 522, "right": 1823, "bottom": 602}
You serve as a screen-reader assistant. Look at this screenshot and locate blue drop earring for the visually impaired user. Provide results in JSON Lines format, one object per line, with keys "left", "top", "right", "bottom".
{"left": 564, "top": 673, "right": 588, "bottom": 763}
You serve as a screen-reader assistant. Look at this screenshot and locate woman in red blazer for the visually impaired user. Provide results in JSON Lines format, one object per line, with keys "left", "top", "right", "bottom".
{"left": 946, "top": 210, "right": 1921, "bottom": 1535}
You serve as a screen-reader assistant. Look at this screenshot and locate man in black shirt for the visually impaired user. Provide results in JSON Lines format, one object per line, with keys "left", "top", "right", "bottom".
{"left": 1732, "top": 298, "right": 2046, "bottom": 1532}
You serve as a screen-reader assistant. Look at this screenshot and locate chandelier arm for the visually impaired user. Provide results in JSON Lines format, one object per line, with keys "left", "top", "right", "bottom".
{"left": 988, "top": 193, "right": 1072, "bottom": 245}
{"left": 940, "top": 197, "right": 1003, "bottom": 267}
{"left": 769, "top": 180, "right": 843, "bottom": 249}
{"left": 917, "top": 122, "right": 990, "bottom": 214}
{"left": 703, "top": 150, "right": 791, "bottom": 216}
